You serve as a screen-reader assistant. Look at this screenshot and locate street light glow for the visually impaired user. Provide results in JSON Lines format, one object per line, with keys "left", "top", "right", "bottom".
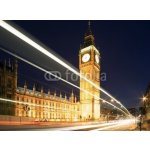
{"left": 142, "top": 96, "right": 147, "bottom": 101}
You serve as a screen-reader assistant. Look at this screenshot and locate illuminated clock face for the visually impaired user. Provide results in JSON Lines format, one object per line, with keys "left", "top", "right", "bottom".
{"left": 95, "top": 54, "right": 99, "bottom": 64}
{"left": 82, "top": 53, "right": 90, "bottom": 63}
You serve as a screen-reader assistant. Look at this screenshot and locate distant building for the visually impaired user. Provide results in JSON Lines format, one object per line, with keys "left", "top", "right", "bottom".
{"left": 139, "top": 107, "right": 146, "bottom": 116}
{"left": 127, "top": 107, "right": 139, "bottom": 117}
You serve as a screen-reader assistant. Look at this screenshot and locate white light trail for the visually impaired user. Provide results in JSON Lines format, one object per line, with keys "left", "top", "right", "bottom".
{"left": 44, "top": 119, "right": 135, "bottom": 131}
{"left": 54, "top": 122, "right": 118, "bottom": 131}
{"left": 91, "top": 119, "right": 135, "bottom": 131}
{"left": 0, "top": 47, "right": 129, "bottom": 116}
{"left": 0, "top": 20, "right": 130, "bottom": 115}
{"left": 0, "top": 97, "right": 79, "bottom": 113}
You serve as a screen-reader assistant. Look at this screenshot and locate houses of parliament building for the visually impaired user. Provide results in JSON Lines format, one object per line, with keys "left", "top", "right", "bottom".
{"left": 0, "top": 60, "right": 80, "bottom": 121}
{"left": 0, "top": 23, "right": 101, "bottom": 121}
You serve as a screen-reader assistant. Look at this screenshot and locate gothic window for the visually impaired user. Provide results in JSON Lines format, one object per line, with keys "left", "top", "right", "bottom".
{"left": 7, "top": 79, "right": 12, "bottom": 88}
{"left": 0, "top": 76, "right": 1, "bottom": 86}
{"left": 7, "top": 94, "right": 12, "bottom": 99}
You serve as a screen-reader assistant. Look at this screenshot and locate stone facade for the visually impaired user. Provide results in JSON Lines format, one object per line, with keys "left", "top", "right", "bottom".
{"left": 0, "top": 60, "right": 80, "bottom": 121}
{"left": 15, "top": 87, "right": 80, "bottom": 121}
{"left": 79, "top": 23, "right": 100, "bottom": 120}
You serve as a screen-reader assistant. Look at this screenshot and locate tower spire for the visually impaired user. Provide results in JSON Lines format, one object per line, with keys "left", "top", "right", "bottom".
{"left": 88, "top": 20, "right": 91, "bottom": 33}
{"left": 88, "top": 21, "right": 91, "bottom": 31}
{"left": 83, "top": 21, "right": 95, "bottom": 48}
{"left": 88, "top": 20, "right": 91, "bottom": 27}
{"left": 85, "top": 20, "right": 92, "bottom": 36}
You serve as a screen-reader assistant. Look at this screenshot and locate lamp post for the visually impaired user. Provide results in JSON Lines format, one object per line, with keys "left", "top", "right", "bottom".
{"left": 142, "top": 96, "right": 147, "bottom": 116}
{"left": 142, "top": 96, "right": 147, "bottom": 108}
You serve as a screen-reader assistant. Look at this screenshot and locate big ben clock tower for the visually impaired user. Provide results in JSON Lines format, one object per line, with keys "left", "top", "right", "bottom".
{"left": 79, "top": 22, "right": 100, "bottom": 120}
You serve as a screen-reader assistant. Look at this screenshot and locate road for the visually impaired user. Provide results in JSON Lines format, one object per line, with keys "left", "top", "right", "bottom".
{"left": 50, "top": 119, "right": 136, "bottom": 131}
{"left": 0, "top": 119, "right": 137, "bottom": 131}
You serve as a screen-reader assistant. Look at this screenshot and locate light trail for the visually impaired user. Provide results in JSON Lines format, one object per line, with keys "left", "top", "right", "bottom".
{"left": 45, "top": 119, "right": 135, "bottom": 131}
{"left": 0, "top": 97, "right": 79, "bottom": 113}
{"left": 0, "top": 47, "right": 129, "bottom": 116}
{"left": 91, "top": 119, "right": 135, "bottom": 131}
{"left": 0, "top": 20, "right": 130, "bottom": 115}
{"left": 51, "top": 121, "right": 118, "bottom": 131}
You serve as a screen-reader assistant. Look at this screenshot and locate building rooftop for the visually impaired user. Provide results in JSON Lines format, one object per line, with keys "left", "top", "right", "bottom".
{"left": 16, "top": 87, "right": 78, "bottom": 104}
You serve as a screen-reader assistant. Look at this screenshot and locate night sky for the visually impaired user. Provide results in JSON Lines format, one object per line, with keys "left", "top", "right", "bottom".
{"left": 1, "top": 20, "right": 150, "bottom": 108}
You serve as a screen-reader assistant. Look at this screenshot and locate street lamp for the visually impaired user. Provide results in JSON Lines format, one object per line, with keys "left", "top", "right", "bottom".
{"left": 142, "top": 96, "right": 147, "bottom": 108}
{"left": 142, "top": 96, "right": 147, "bottom": 101}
